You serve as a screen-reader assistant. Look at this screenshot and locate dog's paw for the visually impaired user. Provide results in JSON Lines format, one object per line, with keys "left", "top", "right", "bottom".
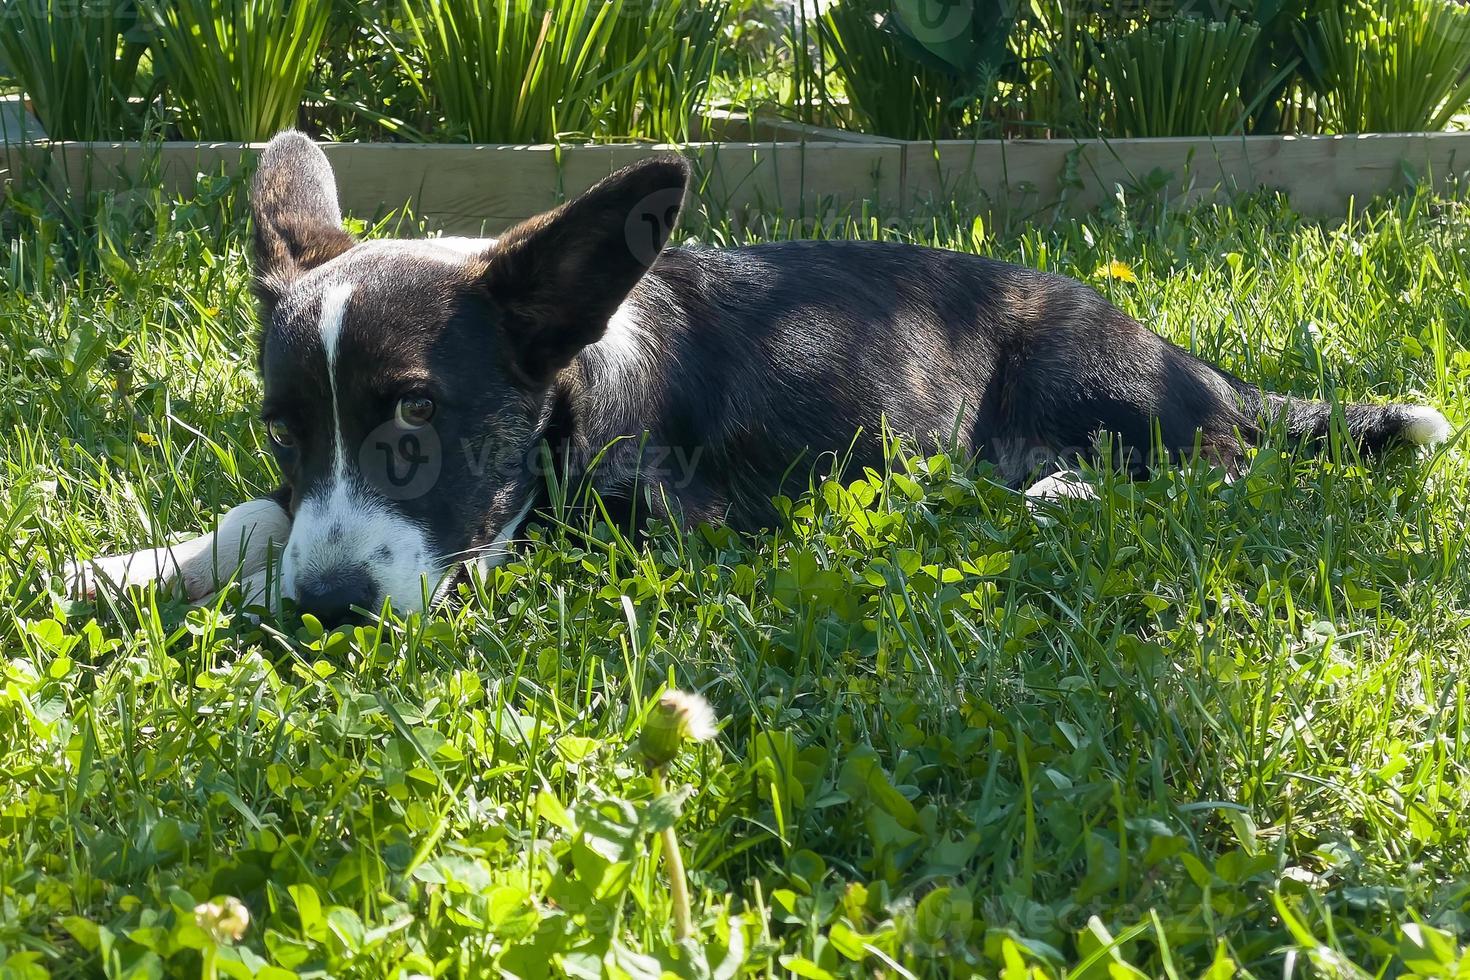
{"left": 1024, "top": 470, "right": 1099, "bottom": 508}
{"left": 60, "top": 547, "right": 181, "bottom": 600}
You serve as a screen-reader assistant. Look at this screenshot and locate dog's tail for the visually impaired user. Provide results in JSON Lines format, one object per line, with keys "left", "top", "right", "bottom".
{"left": 1246, "top": 389, "right": 1452, "bottom": 453}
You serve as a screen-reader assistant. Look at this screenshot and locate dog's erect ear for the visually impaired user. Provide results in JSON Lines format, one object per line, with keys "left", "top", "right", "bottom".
{"left": 251, "top": 131, "right": 354, "bottom": 296}
{"left": 480, "top": 155, "right": 690, "bottom": 382}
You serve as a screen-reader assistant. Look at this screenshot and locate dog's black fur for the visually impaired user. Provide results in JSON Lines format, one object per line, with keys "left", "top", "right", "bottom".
{"left": 66, "top": 132, "right": 1449, "bottom": 623}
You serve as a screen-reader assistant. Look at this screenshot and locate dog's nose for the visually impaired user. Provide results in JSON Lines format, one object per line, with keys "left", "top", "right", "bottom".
{"left": 294, "top": 568, "right": 376, "bottom": 627}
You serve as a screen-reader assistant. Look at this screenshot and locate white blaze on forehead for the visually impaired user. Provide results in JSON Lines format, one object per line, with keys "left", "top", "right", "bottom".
{"left": 318, "top": 281, "right": 352, "bottom": 361}
{"left": 318, "top": 281, "right": 354, "bottom": 476}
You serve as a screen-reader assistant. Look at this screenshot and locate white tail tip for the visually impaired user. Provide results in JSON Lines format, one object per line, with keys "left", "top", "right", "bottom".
{"left": 1402, "top": 406, "right": 1452, "bottom": 447}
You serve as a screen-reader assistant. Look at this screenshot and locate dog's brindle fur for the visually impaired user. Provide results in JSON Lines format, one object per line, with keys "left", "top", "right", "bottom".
{"left": 66, "top": 132, "right": 1451, "bottom": 623}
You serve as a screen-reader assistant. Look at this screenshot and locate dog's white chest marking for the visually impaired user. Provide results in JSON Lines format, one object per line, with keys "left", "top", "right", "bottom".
{"left": 592, "top": 302, "right": 647, "bottom": 378}
{"left": 581, "top": 300, "right": 655, "bottom": 429}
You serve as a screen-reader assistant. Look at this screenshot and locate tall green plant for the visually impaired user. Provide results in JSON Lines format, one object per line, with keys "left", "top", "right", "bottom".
{"left": 392, "top": 0, "right": 719, "bottom": 144}
{"left": 143, "top": 0, "right": 331, "bottom": 141}
{"left": 820, "top": 0, "right": 963, "bottom": 139}
{"left": 785, "top": 0, "right": 828, "bottom": 126}
{"left": 303, "top": 0, "right": 426, "bottom": 141}
{"left": 1091, "top": 17, "right": 1261, "bottom": 137}
{"left": 820, "top": 0, "right": 1018, "bottom": 140}
{"left": 392, "top": 0, "right": 618, "bottom": 143}
{"left": 1016, "top": 0, "right": 1112, "bottom": 137}
{"left": 596, "top": 0, "right": 728, "bottom": 142}
{"left": 1175, "top": 0, "right": 1322, "bottom": 134}
{"left": 1298, "top": 0, "right": 1470, "bottom": 134}
{"left": 0, "top": 0, "right": 148, "bottom": 139}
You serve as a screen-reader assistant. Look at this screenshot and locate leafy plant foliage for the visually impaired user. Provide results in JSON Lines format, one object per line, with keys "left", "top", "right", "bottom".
{"left": 0, "top": 0, "right": 151, "bottom": 140}
{"left": 6, "top": 0, "right": 1470, "bottom": 142}
{"left": 141, "top": 0, "right": 332, "bottom": 141}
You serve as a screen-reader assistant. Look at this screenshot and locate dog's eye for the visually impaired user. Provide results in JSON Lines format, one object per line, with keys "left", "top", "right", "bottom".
{"left": 397, "top": 395, "right": 435, "bottom": 428}
{"left": 266, "top": 418, "right": 296, "bottom": 449}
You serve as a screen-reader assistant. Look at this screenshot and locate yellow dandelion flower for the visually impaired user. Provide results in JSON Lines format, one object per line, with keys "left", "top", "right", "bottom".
{"left": 1096, "top": 260, "right": 1138, "bottom": 283}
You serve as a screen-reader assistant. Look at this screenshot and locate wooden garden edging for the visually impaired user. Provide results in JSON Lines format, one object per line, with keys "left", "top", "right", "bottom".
{"left": 1, "top": 138, "right": 904, "bottom": 235}
{"left": 907, "top": 132, "right": 1470, "bottom": 218}
{"left": 4, "top": 108, "right": 1469, "bottom": 233}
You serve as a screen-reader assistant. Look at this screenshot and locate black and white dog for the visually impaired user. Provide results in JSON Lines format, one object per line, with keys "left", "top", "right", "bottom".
{"left": 66, "top": 132, "right": 1451, "bottom": 624}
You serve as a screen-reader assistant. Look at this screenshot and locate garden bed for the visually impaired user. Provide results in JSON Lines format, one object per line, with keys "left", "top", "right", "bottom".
{"left": 906, "top": 130, "right": 1470, "bottom": 218}
{"left": 0, "top": 107, "right": 904, "bottom": 234}
{"left": 6, "top": 122, "right": 1469, "bottom": 235}
{"left": 7, "top": 0, "right": 1470, "bottom": 233}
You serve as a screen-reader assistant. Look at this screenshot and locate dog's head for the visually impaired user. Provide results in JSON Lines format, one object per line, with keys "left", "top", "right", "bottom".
{"left": 250, "top": 132, "right": 688, "bottom": 623}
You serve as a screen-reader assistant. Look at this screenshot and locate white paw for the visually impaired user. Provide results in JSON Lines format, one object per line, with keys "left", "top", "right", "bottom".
{"left": 61, "top": 547, "right": 182, "bottom": 600}
{"left": 1024, "top": 470, "right": 1099, "bottom": 508}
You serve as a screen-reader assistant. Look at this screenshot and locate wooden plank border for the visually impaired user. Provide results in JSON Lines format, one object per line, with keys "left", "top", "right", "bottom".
{"left": 906, "top": 133, "right": 1470, "bottom": 219}
{"left": 5, "top": 138, "right": 905, "bottom": 235}
{"left": 5, "top": 130, "right": 1470, "bottom": 234}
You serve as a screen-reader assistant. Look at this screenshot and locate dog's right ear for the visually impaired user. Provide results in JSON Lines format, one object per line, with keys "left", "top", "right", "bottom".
{"left": 479, "top": 156, "right": 690, "bottom": 383}
{"left": 251, "top": 131, "right": 353, "bottom": 298}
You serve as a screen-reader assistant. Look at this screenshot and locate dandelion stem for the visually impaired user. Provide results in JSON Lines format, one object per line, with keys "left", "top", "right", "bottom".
{"left": 652, "top": 766, "right": 693, "bottom": 941}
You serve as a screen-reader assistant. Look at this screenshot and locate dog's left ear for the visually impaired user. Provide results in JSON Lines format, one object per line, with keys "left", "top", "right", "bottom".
{"left": 251, "top": 131, "right": 354, "bottom": 298}
{"left": 481, "top": 155, "right": 690, "bottom": 383}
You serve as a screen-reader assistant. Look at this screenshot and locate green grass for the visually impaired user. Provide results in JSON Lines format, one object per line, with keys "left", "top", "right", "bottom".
{"left": 2, "top": 174, "right": 1470, "bottom": 978}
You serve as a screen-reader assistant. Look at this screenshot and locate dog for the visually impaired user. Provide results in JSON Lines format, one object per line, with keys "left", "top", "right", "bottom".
{"left": 64, "top": 131, "right": 1452, "bottom": 625}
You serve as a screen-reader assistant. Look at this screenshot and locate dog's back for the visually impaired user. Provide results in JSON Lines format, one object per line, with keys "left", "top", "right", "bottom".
{"left": 564, "top": 238, "right": 1445, "bottom": 527}
{"left": 560, "top": 240, "right": 1035, "bottom": 524}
